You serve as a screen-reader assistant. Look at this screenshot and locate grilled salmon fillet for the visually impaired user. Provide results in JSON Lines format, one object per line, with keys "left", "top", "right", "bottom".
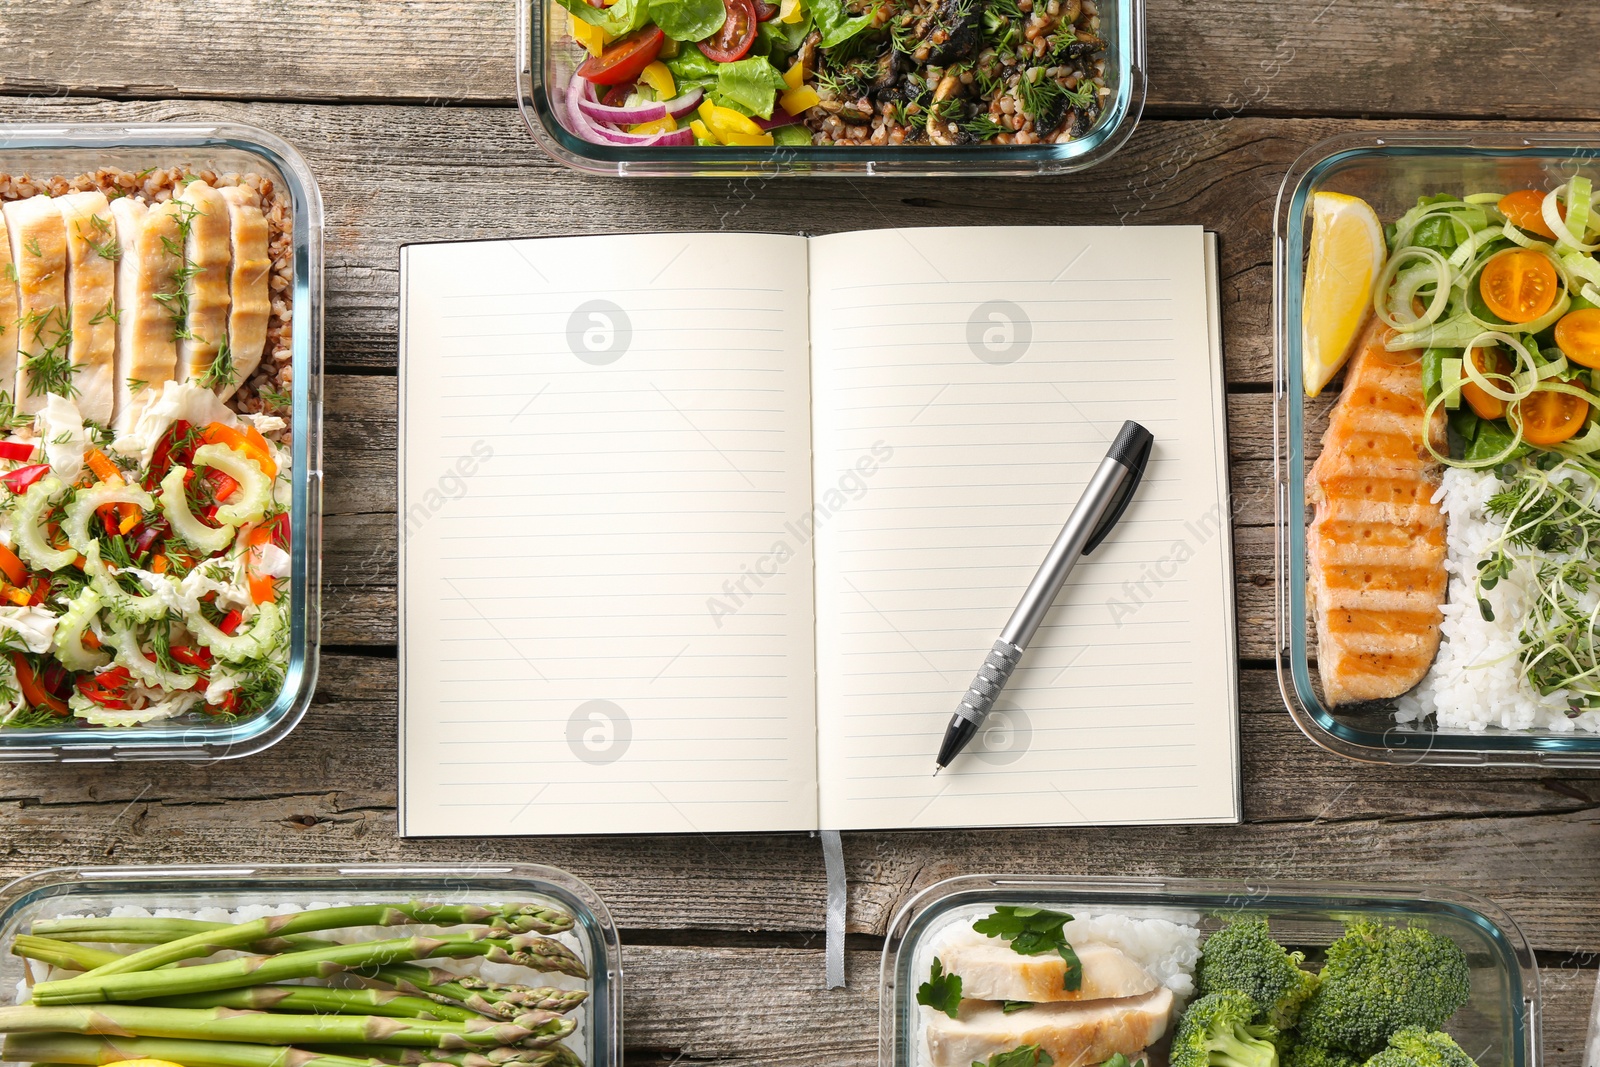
{"left": 1307, "top": 314, "right": 1447, "bottom": 705}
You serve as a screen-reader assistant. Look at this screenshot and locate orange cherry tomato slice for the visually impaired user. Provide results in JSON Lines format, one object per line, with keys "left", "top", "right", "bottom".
{"left": 1512, "top": 384, "right": 1588, "bottom": 447}
{"left": 1498, "top": 189, "right": 1562, "bottom": 241}
{"left": 1461, "top": 346, "right": 1509, "bottom": 421}
{"left": 1555, "top": 308, "right": 1600, "bottom": 369}
{"left": 1479, "top": 248, "right": 1560, "bottom": 324}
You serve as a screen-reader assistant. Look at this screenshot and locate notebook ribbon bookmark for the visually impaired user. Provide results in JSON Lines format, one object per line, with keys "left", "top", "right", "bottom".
{"left": 821, "top": 828, "right": 846, "bottom": 988}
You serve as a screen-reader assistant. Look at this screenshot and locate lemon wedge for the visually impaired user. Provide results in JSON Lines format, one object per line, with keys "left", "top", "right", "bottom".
{"left": 1302, "top": 191, "right": 1387, "bottom": 397}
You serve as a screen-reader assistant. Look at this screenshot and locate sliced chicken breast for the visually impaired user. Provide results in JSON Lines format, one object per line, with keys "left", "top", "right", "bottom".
{"left": 924, "top": 986, "right": 1175, "bottom": 1067}
{"left": 0, "top": 209, "right": 18, "bottom": 401}
{"left": 937, "top": 930, "right": 1159, "bottom": 1004}
{"left": 173, "top": 179, "right": 232, "bottom": 387}
{"left": 58, "top": 191, "right": 118, "bottom": 426}
{"left": 1307, "top": 314, "right": 1447, "bottom": 705}
{"left": 3, "top": 195, "right": 71, "bottom": 415}
{"left": 215, "top": 184, "right": 270, "bottom": 399}
{"left": 109, "top": 198, "right": 182, "bottom": 436}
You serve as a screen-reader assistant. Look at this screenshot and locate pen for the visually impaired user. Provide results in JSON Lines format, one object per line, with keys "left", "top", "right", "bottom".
{"left": 934, "top": 420, "right": 1155, "bottom": 775}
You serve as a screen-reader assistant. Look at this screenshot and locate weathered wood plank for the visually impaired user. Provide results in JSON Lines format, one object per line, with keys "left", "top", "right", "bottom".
{"left": 621, "top": 946, "right": 1599, "bottom": 1067}
{"left": 8, "top": 97, "right": 1597, "bottom": 386}
{"left": 1, "top": 655, "right": 1595, "bottom": 948}
{"left": 2, "top": 0, "right": 1596, "bottom": 124}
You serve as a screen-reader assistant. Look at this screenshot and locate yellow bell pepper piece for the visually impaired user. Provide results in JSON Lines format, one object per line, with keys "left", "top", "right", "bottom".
{"left": 778, "top": 0, "right": 804, "bottom": 23}
{"left": 698, "top": 101, "right": 765, "bottom": 141}
{"left": 690, "top": 118, "right": 718, "bottom": 143}
{"left": 782, "top": 60, "right": 804, "bottom": 90}
{"left": 640, "top": 61, "right": 676, "bottom": 98}
{"left": 567, "top": 12, "right": 608, "bottom": 57}
{"left": 780, "top": 85, "right": 820, "bottom": 115}
{"left": 724, "top": 130, "right": 776, "bottom": 146}
{"left": 629, "top": 114, "right": 679, "bottom": 135}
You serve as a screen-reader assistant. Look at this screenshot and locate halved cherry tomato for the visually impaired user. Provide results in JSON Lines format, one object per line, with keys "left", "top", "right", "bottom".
{"left": 1, "top": 464, "right": 50, "bottom": 495}
{"left": 601, "top": 82, "right": 637, "bottom": 106}
{"left": 700, "top": 0, "right": 757, "bottom": 61}
{"left": 1462, "top": 346, "right": 1510, "bottom": 421}
{"left": 1512, "top": 383, "right": 1589, "bottom": 447}
{"left": 753, "top": 0, "right": 779, "bottom": 19}
{"left": 1555, "top": 308, "right": 1600, "bottom": 369}
{"left": 0, "top": 544, "right": 27, "bottom": 588}
{"left": 1499, "top": 189, "right": 1563, "bottom": 242}
{"left": 0, "top": 441, "right": 34, "bottom": 462}
{"left": 14, "top": 654, "right": 67, "bottom": 716}
{"left": 1479, "top": 248, "right": 1560, "bottom": 324}
{"left": 575, "top": 26, "right": 666, "bottom": 85}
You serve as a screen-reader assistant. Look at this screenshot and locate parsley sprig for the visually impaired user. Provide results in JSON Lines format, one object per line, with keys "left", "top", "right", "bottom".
{"left": 972, "top": 906, "right": 1082, "bottom": 991}
{"left": 976, "top": 1046, "right": 1053, "bottom": 1067}
{"left": 916, "top": 956, "right": 962, "bottom": 1019}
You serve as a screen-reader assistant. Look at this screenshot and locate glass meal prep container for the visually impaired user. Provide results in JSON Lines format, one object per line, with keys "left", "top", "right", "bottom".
{"left": 0, "top": 863, "right": 620, "bottom": 1067}
{"left": 0, "top": 123, "right": 323, "bottom": 761}
{"left": 1273, "top": 131, "right": 1600, "bottom": 767}
{"left": 515, "top": 0, "right": 1145, "bottom": 177}
{"left": 880, "top": 873, "right": 1539, "bottom": 1067}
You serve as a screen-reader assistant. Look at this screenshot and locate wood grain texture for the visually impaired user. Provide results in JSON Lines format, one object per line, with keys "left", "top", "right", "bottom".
{"left": 2, "top": 0, "right": 1597, "bottom": 122}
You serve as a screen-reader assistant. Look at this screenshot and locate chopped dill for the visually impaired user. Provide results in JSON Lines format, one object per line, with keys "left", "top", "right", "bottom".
{"left": 200, "top": 335, "right": 237, "bottom": 391}
{"left": 22, "top": 238, "right": 41, "bottom": 259}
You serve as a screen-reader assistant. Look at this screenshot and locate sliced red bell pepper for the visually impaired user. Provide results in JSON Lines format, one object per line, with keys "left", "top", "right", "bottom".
{"left": 0, "top": 441, "right": 34, "bottom": 462}
{"left": 219, "top": 609, "right": 244, "bottom": 636}
{"left": 0, "top": 543, "right": 28, "bottom": 588}
{"left": 14, "top": 654, "right": 68, "bottom": 716}
{"left": 2, "top": 464, "right": 51, "bottom": 495}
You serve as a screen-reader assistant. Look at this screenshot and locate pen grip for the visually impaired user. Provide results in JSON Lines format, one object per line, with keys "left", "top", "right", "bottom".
{"left": 953, "top": 640, "right": 1025, "bottom": 726}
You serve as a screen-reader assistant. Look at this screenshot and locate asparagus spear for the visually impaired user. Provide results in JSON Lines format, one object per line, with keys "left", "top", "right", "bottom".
{"left": 0, "top": 1005, "right": 576, "bottom": 1051}
{"left": 3, "top": 1033, "right": 383, "bottom": 1067}
{"left": 11, "top": 936, "right": 121, "bottom": 973}
{"left": 362, "top": 968, "right": 588, "bottom": 1018}
{"left": 143, "top": 986, "right": 486, "bottom": 1023}
{"left": 62, "top": 904, "right": 575, "bottom": 980}
{"left": 308, "top": 1045, "right": 582, "bottom": 1067}
{"left": 34, "top": 935, "right": 587, "bottom": 1006}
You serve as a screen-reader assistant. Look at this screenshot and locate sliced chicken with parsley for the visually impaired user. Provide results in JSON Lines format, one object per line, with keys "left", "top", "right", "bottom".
{"left": 108, "top": 198, "right": 182, "bottom": 437}
{"left": 3, "top": 196, "right": 71, "bottom": 415}
{"left": 57, "top": 191, "right": 119, "bottom": 427}
{"left": 172, "top": 179, "right": 233, "bottom": 389}
{"left": 215, "top": 184, "right": 271, "bottom": 399}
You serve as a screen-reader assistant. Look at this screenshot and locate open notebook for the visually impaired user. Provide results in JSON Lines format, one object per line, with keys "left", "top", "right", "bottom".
{"left": 397, "top": 226, "right": 1236, "bottom": 837}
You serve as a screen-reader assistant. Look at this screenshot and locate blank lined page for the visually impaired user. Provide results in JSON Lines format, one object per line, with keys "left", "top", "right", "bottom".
{"left": 808, "top": 226, "right": 1237, "bottom": 831}
{"left": 399, "top": 233, "right": 819, "bottom": 837}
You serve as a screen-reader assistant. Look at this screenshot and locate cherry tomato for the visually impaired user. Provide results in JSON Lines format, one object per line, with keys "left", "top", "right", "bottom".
{"left": 1513, "top": 384, "right": 1589, "bottom": 447}
{"left": 700, "top": 0, "right": 757, "bottom": 62}
{"left": 1461, "top": 346, "right": 1509, "bottom": 421}
{"left": 575, "top": 26, "right": 666, "bottom": 86}
{"left": 1555, "top": 308, "right": 1600, "bottom": 369}
{"left": 1498, "top": 189, "right": 1562, "bottom": 241}
{"left": 753, "top": 0, "right": 779, "bottom": 19}
{"left": 601, "top": 82, "right": 637, "bottom": 106}
{"left": 1479, "top": 248, "right": 1560, "bottom": 324}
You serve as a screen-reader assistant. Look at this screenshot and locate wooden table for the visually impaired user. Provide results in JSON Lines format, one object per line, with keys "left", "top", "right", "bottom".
{"left": 2, "top": 2, "right": 1599, "bottom": 1064}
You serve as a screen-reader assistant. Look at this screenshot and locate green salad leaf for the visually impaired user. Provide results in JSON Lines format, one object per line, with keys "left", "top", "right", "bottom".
{"left": 810, "top": 0, "right": 874, "bottom": 47}
{"left": 972, "top": 906, "right": 1082, "bottom": 991}
{"left": 554, "top": 0, "right": 653, "bottom": 37}
{"left": 757, "top": 14, "right": 813, "bottom": 57}
{"left": 665, "top": 43, "right": 721, "bottom": 92}
{"left": 916, "top": 957, "right": 963, "bottom": 1019}
{"left": 975, "top": 1046, "right": 1054, "bottom": 1067}
{"left": 710, "top": 55, "right": 789, "bottom": 117}
{"left": 651, "top": 0, "right": 727, "bottom": 40}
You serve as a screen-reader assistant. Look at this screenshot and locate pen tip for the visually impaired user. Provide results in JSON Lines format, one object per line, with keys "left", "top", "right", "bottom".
{"left": 932, "top": 765, "right": 942, "bottom": 778}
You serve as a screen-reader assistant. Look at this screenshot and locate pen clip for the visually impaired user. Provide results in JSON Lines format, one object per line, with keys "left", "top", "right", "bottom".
{"left": 1083, "top": 421, "right": 1154, "bottom": 555}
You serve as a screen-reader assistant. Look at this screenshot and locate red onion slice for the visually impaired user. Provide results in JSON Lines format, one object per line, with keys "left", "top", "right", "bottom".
{"left": 565, "top": 71, "right": 696, "bottom": 146}
{"left": 577, "top": 87, "right": 705, "bottom": 124}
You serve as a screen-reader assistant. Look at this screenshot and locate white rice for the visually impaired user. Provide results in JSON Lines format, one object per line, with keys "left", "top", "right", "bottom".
{"left": 1395, "top": 466, "right": 1600, "bottom": 733}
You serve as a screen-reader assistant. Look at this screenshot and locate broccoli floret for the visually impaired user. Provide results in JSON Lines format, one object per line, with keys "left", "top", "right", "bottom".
{"left": 1363, "top": 1028, "right": 1479, "bottom": 1067}
{"left": 1296, "top": 921, "right": 1470, "bottom": 1058}
{"left": 1171, "top": 991, "right": 1281, "bottom": 1067}
{"left": 1198, "top": 918, "right": 1321, "bottom": 1030}
{"left": 1282, "top": 1044, "right": 1362, "bottom": 1067}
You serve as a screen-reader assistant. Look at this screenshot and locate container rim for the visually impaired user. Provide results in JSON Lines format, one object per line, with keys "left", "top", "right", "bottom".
{"left": 514, "top": 0, "right": 1147, "bottom": 178}
{"left": 0, "top": 862, "right": 621, "bottom": 1067}
{"left": 0, "top": 122, "right": 324, "bottom": 761}
{"left": 878, "top": 872, "right": 1540, "bottom": 1067}
{"left": 1271, "top": 129, "right": 1600, "bottom": 767}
